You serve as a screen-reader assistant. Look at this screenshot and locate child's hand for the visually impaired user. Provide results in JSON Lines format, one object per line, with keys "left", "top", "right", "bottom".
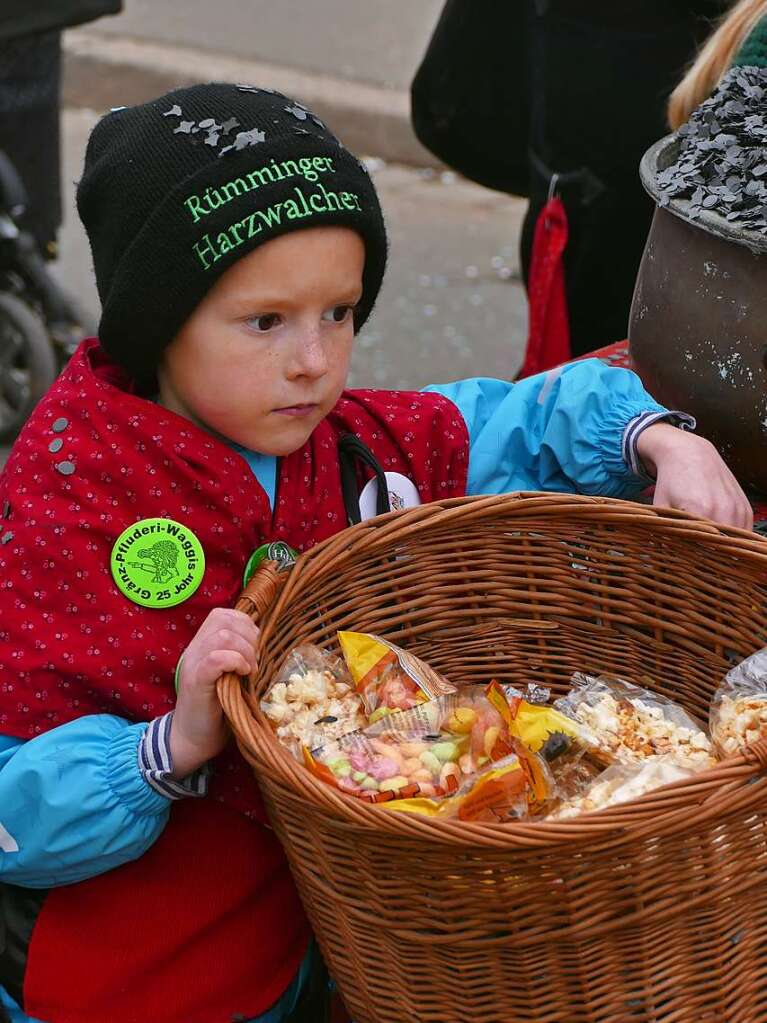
{"left": 636, "top": 422, "right": 753, "bottom": 530}
{"left": 170, "top": 608, "right": 260, "bottom": 779}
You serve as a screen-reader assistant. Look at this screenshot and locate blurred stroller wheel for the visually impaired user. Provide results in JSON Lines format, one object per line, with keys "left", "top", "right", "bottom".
{"left": 0, "top": 290, "right": 57, "bottom": 443}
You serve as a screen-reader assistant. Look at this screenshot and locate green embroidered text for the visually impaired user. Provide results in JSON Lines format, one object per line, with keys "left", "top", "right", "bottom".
{"left": 192, "top": 183, "right": 363, "bottom": 270}
{"left": 184, "top": 155, "right": 336, "bottom": 224}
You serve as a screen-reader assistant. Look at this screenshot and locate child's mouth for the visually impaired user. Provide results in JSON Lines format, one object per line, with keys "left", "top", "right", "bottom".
{"left": 274, "top": 403, "right": 318, "bottom": 418}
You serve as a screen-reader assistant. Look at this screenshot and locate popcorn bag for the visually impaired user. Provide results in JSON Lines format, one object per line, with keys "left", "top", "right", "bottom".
{"left": 554, "top": 673, "right": 716, "bottom": 770}
{"left": 260, "top": 645, "right": 367, "bottom": 757}
{"left": 550, "top": 756, "right": 694, "bottom": 820}
{"left": 338, "top": 630, "right": 456, "bottom": 719}
{"left": 710, "top": 647, "right": 767, "bottom": 757}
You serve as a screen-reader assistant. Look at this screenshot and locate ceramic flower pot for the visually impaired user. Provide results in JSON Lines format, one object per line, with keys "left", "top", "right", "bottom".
{"left": 630, "top": 135, "right": 767, "bottom": 492}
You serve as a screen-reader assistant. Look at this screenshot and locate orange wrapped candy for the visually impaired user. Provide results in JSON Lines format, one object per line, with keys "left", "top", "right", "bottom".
{"left": 337, "top": 631, "right": 455, "bottom": 720}
{"left": 387, "top": 752, "right": 552, "bottom": 822}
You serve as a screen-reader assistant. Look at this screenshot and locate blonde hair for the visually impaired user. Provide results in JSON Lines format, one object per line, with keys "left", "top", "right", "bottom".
{"left": 668, "top": 0, "right": 767, "bottom": 129}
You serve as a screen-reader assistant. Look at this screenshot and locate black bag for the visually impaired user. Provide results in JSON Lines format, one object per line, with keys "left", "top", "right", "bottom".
{"left": 410, "top": 0, "right": 530, "bottom": 197}
{"left": 0, "top": 0, "right": 122, "bottom": 41}
{"left": 0, "top": 31, "right": 62, "bottom": 252}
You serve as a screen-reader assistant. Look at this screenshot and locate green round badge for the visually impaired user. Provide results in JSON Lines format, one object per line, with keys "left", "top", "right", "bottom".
{"left": 111, "top": 518, "right": 205, "bottom": 609}
{"left": 243, "top": 541, "right": 297, "bottom": 587}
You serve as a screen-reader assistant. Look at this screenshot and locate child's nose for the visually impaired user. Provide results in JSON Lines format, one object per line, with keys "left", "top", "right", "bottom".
{"left": 289, "top": 329, "right": 328, "bottom": 379}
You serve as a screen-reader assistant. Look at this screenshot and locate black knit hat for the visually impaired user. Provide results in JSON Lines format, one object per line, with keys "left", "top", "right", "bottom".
{"left": 77, "top": 82, "right": 388, "bottom": 381}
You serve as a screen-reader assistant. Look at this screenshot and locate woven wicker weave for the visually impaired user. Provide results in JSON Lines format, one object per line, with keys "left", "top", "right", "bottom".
{"left": 218, "top": 493, "right": 767, "bottom": 1023}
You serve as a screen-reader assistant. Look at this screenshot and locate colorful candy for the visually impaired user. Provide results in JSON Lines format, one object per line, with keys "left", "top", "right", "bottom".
{"left": 306, "top": 684, "right": 522, "bottom": 803}
{"left": 386, "top": 753, "right": 552, "bottom": 822}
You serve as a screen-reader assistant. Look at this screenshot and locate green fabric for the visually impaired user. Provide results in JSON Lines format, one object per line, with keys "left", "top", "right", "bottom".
{"left": 733, "top": 12, "right": 767, "bottom": 68}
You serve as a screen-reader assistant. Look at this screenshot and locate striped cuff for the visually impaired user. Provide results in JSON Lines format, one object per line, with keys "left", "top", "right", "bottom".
{"left": 623, "top": 411, "right": 696, "bottom": 481}
{"left": 138, "top": 712, "right": 209, "bottom": 801}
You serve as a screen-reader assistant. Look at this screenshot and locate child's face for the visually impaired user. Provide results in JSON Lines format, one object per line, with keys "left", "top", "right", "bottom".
{"left": 158, "top": 226, "right": 365, "bottom": 455}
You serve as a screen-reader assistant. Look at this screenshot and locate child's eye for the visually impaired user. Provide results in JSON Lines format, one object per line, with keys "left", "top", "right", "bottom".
{"left": 321, "top": 304, "right": 354, "bottom": 324}
{"left": 247, "top": 313, "right": 281, "bottom": 332}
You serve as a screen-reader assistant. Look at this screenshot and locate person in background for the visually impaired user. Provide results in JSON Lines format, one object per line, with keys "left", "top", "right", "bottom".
{"left": 0, "top": 0, "right": 122, "bottom": 259}
{"left": 412, "top": 1, "right": 727, "bottom": 372}
{"left": 668, "top": 0, "right": 767, "bottom": 128}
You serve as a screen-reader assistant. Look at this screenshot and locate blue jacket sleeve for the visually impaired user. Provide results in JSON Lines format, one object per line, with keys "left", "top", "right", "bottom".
{"left": 426, "top": 360, "right": 669, "bottom": 499}
{"left": 0, "top": 715, "right": 171, "bottom": 888}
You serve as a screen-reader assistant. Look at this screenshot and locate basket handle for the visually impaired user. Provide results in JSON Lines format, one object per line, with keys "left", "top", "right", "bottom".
{"left": 216, "top": 560, "right": 286, "bottom": 708}
{"left": 233, "top": 559, "right": 285, "bottom": 621}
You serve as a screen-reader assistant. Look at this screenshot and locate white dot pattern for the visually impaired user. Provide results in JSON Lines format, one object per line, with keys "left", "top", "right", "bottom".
{"left": 0, "top": 340, "right": 468, "bottom": 817}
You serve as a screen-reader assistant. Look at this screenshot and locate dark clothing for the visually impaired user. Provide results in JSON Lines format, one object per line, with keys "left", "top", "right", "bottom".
{"left": 523, "top": 2, "right": 723, "bottom": 353}
{"left": 0, "top": 0, "right": 121, "bottom": 41}
{"left": 412, "top": 1, "right": 727, "bottom": 356}
{"left": 411, "top": 0, "right": 530, "bottom": 197}
{"left": 0, "top": 30, "right": 61, "bottom": 254}
{"left": 0, "top": 1, "right": 121, "bottom": 254}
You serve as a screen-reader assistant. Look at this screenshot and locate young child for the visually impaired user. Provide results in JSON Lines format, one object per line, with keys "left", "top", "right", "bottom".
{"left": 0, "top": 83, "right": 752, "bottom": 1023}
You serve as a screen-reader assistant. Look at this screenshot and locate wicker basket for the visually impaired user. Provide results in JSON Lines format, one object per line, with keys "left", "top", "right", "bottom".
{"left": 218, "top": 493, "right": 767, "bottom": 1023}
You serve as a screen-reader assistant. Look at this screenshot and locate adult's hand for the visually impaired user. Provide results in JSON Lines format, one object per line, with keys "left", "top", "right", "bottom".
{"left": 637, "top": 422, "right": 753, "bottom": 531}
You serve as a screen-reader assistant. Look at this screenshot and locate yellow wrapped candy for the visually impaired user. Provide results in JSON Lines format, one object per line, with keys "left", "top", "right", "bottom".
{"left": 338, "top": 631, "right": 455, "bottom": 715}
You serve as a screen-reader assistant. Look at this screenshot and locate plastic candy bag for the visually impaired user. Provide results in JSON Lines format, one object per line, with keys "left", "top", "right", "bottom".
{"left": 338, "top": 631, "right": 455, "bottom": 720}
{"left": 710, "top": 647, "right": 767, "bottom": 757}
{"left": 554, "top": 673, "right": 715, "bottom": 771}
{"left": 494, "top": 688, "right": 604, "bottom": 807}
{"left": 305, "top": 683, "right": 530, "bottom": 804}
{"left": 386, "top": 752, "right": 553, "bottom": 822}
{"left": 501, "top": 689, "right": 597, "bottom": 758}
{"left": 260, "top": 645, "right": 367, "bottom": 757}
{"left": 503, "top": 682, "right": 551, "bottom": 706}
{"left": 547, "top": 753, "right": 603, "bottom": 804}
{"left": 549, "top": 756, "right": 694, "bottom": 820}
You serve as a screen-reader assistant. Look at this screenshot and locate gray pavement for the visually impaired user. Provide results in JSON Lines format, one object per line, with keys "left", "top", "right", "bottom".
{"left": 62, "top": 25, "right": 439, "bottom": 168}
{"left": 85, "top": 0, "right": 445, "bottom": 90}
